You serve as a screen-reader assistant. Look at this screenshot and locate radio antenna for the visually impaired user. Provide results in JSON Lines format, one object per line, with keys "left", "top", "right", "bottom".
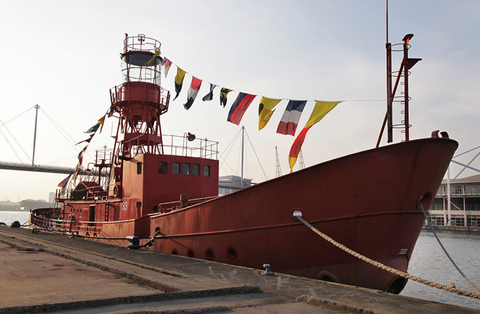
{"left": 386, "top": 0, "right": 389, "bottom": 44}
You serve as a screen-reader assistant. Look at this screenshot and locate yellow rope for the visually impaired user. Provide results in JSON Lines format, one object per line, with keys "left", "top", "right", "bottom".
{"left": 296, "top": 215, "right": 480, "bottom": 300}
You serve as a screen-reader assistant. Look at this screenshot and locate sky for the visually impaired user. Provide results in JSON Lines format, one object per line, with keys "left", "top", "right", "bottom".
{"left": 0, "top": 0, "right": 479, "bottom": 202}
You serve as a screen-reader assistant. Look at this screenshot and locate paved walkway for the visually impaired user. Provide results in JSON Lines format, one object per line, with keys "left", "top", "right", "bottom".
{"left": 0, "top": 226, "right": 478, "bottom": 313}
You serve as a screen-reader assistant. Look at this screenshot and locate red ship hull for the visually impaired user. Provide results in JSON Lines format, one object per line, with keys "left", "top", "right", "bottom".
{"left": 146, "top": 137, "right": 457, "bottom": 293}
{"left": 32, "top": 137, "right": 457, "bottom": 293}
{"left": 29, "top": 34, "right": 458, "bottom": 294}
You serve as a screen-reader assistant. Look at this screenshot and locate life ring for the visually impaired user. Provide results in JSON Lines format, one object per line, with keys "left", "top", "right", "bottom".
{"left": 113, "top": 185, "right": 122, "bottom": 198}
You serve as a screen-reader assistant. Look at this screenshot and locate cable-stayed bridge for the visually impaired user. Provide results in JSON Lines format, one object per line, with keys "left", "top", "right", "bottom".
{"left": 1, "top": 105, "right": 81, "bottom": 175}
{"left": 0, "top": 161, "right": 74, "bottom": 174}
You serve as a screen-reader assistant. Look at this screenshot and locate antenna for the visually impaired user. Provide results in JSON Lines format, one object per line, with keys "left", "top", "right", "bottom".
{"left": 299, "top": 149, "right": 305, "bottom": 170}
{"left": 386, "top": 0, "right": 389, "bottom": 44}
{"left": 275, "top": 146, "right": 282, "bottom": 177}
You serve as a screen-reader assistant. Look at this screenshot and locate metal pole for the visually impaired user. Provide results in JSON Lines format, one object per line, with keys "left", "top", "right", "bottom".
{"left": 447, "top": 166, "right": 451, "bottom": 225}
{"left": 241, "top": 126, "right": 244, "bottom": 186}
{"left": 32, "top": 104, "right": 40, "bottom": 166}
{"left": 385, "top": 0, "right": 393, "bottom": 143}
{"left": 386, "top": 0, "right": 389, "bottom": 44}
{"left": 386, "top": 43, "right": 393, "bottom": 143}
{"left": 403, "top": 36, "right": 410, "bottom": 141}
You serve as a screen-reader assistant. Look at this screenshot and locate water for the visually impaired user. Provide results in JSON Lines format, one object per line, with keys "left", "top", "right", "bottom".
{"left": 1, "top": 211, "right": 479, "bottom": 310}
{"left": 402, "top": 230, "right": 480, "bottom": 310}
{"left": 0, "top": 210, "right": 30, "bottom": 226}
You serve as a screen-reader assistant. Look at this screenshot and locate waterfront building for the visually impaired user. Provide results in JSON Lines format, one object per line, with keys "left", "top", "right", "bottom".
{"left": 218, "top": 175, "right": 253, "bottom": 195}
{"left": 430, "top": 174, "right": 480, "bottom": 227}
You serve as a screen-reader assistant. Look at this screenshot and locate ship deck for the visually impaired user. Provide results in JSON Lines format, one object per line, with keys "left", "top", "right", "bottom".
{"left": 0, "top": 226, "right": 478, "bottom": 313}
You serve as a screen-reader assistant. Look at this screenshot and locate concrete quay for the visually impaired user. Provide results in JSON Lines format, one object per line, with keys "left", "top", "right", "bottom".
{"left": 0, "top": 226, "right": 478, "bottom": 313}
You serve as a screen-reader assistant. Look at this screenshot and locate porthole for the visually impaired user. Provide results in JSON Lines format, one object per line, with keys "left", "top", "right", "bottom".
{"left": 171, "top": 249, "right": 178, "bottom": 255}
{"left": 205, "top": 248, "right": 214, "bottom": 260}
{"left": 418, "top": 192, "right": 433, "bottom": 212}
{"left": 152, "top": 205, "right": 159, "bottom": 212}
{"left": 318, "top": 271, "right": 339, "bottom": 283}
{"left": 227, "top": 246, "right": 237, "bottom": 260}
{"left": 187, "top": 249, "right": 194, "bottom": 257}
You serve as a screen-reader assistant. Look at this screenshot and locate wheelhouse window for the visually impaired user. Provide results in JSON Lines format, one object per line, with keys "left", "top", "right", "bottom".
{"left": 158, "top": 161, "right": 168, "bottom": 174}
{"left": 192, "top": 164, "right": 200, "bottom": 176}
{"left": 172, "top": 162, "right": 180, "bottom": 175}
{"left": 203, "top": 165, "right": 210, "bottom": 177}
{"left": 182, "top": 163, "right": 190, "bottom": 175}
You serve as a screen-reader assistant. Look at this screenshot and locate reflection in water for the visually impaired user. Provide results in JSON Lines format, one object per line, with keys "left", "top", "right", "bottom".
{"left": 402, "top": 230, "right": 480, "bottom": 310}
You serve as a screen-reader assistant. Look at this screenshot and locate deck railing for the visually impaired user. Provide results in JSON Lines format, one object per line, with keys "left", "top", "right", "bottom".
{"left": 31, "top": 209, "right": 104, "bottom": 236}
{"left": 155, "top": 195, "right": 218, "bottom": 214}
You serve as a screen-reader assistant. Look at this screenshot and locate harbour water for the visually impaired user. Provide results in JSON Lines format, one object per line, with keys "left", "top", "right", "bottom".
{"left": 0, "top": 210, "right": 30, "bottom": 227}
{"left": 402, "top": 229, "right": 480, "bottom": 310}
{"left": 1, "top": 211, "right": 479, "bottom": 310}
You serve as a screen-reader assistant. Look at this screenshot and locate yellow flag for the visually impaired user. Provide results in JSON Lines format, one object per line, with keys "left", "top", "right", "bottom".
{"left": 147, "top": 49, "right": 161, "bottom": 66}
{"left": 174, "top": 67, "right": 186, "bottom": 100}
{"left": 288, "top": 101, "right": 341, "bottom": 173}
{"left": 258, "top": 97, "right": 282, "bottom": 130}
{"left": 304, "top": 101, "right": 341, "bottom": 128}
{"left": 98, "top": 115, "right": 106, "bottom": 133}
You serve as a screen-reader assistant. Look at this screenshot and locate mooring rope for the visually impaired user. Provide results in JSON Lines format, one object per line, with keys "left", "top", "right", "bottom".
{"left": 293, "top": 211, "right": 480, "bottom": 299}
{"left": 418, "top": 201, "right": 480, "bottom": 295}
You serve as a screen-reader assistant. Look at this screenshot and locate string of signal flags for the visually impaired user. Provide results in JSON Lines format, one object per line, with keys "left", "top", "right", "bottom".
{"left": 74, "top": 55, "right": 342, "bottom": 175}
{"left": 163, "top": 56, "right": 342, "bottom": 172}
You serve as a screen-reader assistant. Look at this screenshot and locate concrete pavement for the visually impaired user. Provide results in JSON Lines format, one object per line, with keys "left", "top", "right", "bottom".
{"left": 0, "top": 225, "right": 478, "bottom": 313}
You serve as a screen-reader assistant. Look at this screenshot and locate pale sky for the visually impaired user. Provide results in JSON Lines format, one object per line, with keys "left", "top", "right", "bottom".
{"left": 0, "top": 0, "right": 479, "bottom": 202}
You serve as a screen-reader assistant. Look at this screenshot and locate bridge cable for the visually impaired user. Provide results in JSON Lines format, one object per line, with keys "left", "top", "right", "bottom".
{"left": 244, "top": 128, "right": 268, "bottom": 180}
{"left": 0, "top": 119, "right": 30, "bottom": 163}
{"left": 0, "top": 105, "right": 35, "bottom": 127}
{"left": 40, "top": 108, "right": 80, "bottom": 150}
{"left": 219, "top": 128, "right": 242, "bottom": 176}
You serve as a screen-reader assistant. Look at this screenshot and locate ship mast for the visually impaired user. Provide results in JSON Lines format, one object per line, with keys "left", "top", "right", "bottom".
{"left": 376, "top": 1, "right": 422, "bottom": 147}
{"left": 241, "top": 126, "right": 245, "bottom": 186}
{"left": 108, "top": 34, "right": 171, "bottom": 197}
{"left": 275, "top": 146, "right": 282, "bottom": 177}
{"left": 110, "top": 34, "right": 170, "bottom": 159}
{"left": 377, "top": 35, "right": 421, "bottom": 146}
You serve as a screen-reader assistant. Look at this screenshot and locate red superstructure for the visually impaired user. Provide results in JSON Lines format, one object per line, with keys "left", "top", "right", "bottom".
{"left": 31, "top": 34, "right": 458, "bottom": 294}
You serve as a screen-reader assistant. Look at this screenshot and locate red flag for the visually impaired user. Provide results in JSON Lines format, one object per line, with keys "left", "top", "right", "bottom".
{"left": 164, "top": 59, "right": 172, "bottom": 77}
{"left": 184, "top": 77, "right": 203, "bottom": 110}
{"left": 288, "top": 101, "right": 341, "bottom": 172}
{"left": 227, "top": 93, "right": 256, "bottom": 125}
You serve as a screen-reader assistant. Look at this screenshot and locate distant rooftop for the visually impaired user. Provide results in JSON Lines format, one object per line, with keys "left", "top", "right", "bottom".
{"left": 442, "top": 174, "right": 480, "bottom": 184}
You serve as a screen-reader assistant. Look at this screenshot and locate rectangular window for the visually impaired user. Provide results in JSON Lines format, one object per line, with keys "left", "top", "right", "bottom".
{"left": 158, "top": 161, "right": 168, "bottom": 174}
{"left": 203, "top": 165, "right": 210, "bottom": 177}
{"left": 89, "top": 206, "right": 95, "bottom": 226}
{"left": 182, "top": 163, "right": 190, "bottom": 175}
{"left": 192, "top": 164, "right": 200, "bottom": 176}
{"left": 172, "top": 162, "right": 180, "bottom": 175}
{"left": 137, "top": 162, "right": 142, "bottom": 174}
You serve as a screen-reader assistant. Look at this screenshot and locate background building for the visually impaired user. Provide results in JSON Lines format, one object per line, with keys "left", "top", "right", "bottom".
{"left": 218, "top": 175, "right": 253, "bottom": 196}
{"left": 430, "top": 174, "right": 480, "bottom": 227}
